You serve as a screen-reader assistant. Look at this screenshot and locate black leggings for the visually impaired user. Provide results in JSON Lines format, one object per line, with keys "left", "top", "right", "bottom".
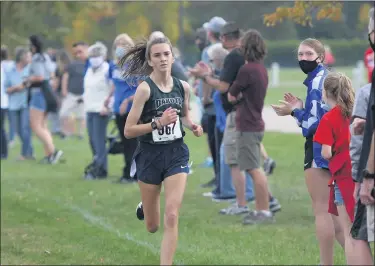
{"left": 202, "top": 114, "right": 217, "bottom": 176}
{"left": 115, "top": 113, "right": 138, "bottom": 179}
{"left": 0, "top": 109, "right": 8, "bottom": 158}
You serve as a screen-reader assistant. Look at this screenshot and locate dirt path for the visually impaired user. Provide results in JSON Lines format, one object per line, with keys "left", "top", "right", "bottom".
{"left": 262, "top": 106, "right": 301, "bottom": 134}
{"left": 189, "top": 101, "right": 301, "bottom": 134}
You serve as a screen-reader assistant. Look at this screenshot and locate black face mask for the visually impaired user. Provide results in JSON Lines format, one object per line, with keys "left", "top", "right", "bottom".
{"left": 298, "top": 57, "right": 319, "bottom": 74}
{"left": 369, "top": 34, "right": 375, "bottom": 52}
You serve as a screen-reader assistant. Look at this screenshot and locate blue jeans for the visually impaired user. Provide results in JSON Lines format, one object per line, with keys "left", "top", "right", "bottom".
{"left": 7, "top": 110, "right": 15, "bottom": 142}
{"left": 86, "top": 112, "right": 109, "bottom": 172}
{"left": 215, "top": 143, "right": 254, "bottom": 200}
{"left": 8, "top": 108, "right": 33, "bottom": 157}
{"left": 334, "top": 183, "right": 344, "bottom": 205}
{"left": 29, "top": 90, "right": 46, "bottom": 112}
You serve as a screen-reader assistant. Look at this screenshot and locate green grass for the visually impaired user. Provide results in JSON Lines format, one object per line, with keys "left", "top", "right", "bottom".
{"left": 1, "top": 130, "right": 348, "bottom": 265}
{"left": 2, "top": 66, "right": 362, "bottom": 265}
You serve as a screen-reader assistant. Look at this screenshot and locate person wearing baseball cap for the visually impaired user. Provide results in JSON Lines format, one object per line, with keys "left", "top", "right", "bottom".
{"left": 203, "top": 16, "right": 227, "bottom": 34}
{"left": 191, "top": 16, "right": 226, "bottom": 191}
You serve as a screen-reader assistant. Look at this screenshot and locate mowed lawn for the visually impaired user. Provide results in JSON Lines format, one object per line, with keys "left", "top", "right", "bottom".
{"left": 1, "top": 131, "right": 347, "bottom": 265}
{"left": 1, "top": 66, "right": 357, "bottom": 265}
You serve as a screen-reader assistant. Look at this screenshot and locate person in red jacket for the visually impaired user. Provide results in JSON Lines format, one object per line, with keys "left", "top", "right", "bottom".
{"left": 364, "top": 46, "right": 374, "bottom": 83}
{"left": 323, "top": 45, "right": 335, "bottom": 68}
{"left": 313, "top": 72, "right": 356, "bottom": 261}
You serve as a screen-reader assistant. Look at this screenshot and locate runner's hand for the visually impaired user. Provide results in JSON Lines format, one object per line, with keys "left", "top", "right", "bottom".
{"left": 192, "top": 123, "right": 203, "bottom": 137}
{"left": 160, "top": 107, "right": 178, "bottom": 126}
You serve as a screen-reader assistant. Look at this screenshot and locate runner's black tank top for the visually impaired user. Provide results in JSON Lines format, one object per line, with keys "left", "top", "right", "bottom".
{"left": 138, "top": 76, "right": 186, "bottom": 144}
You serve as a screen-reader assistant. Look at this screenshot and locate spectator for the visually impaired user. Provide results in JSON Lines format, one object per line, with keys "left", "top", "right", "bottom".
{"left": 195, "top": 27, "right": 208, "bottom": 54}
{"left": 1, "top": 45, "right": 15, "bottom": 145}
{"left": 59, "top": 42, "right": 87, "bottom": 139}
{"left": 83, "top": 42, "right": 111, "bottom": 179}
{"left": 5, "top": 47, "right": 34, "bottom": 160}
{"left": 227, "top": 29, "right": 273, "bottom": 224}
{"left": 49, "top": 49, "right": 70, "bottom": 136}
{"left": 350, "top": 83, "right": 371, "bottom": 198}
{"left": 199, "top": 17, "right": 226, "bottom": 189}
{"left": 323, "top": 45, "right": 335, "bottom": 68}
{"left": 364, "top": 46, "right": 374, "bottom": 83}
{"left": 104, "top": 33, "right": 139, "bottom": 183}
{"left": 190, "top": 22, "right": 281, "bottom": 212}
{"left": 27, "top": 35, "right": 63, "bottom": 164}
{"left": 1, "top": 56, "right": 8, "bottom": 159}
{"left": 207, "top": 43, "right": 255, "bottom": 202}
{"left": 347, "top": 7, "right": 375, "bottom": 265}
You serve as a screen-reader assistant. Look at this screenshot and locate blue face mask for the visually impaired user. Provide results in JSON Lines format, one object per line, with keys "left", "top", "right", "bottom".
{"left": 115, "top": 47, "right": 126, "bottom": 59}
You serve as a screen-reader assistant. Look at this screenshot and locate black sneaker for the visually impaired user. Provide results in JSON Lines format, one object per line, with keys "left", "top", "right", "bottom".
{"left": 263, "top": 157, "right": 276, "bottom": 176}
{"left": 269, "top": 197, "right": 281, "bottom": 213}
{"left": 49, "top": 150, "right": 63, "bottom": 164}
{"left": 136, "top": 202, "right": 144, "bottom": 220}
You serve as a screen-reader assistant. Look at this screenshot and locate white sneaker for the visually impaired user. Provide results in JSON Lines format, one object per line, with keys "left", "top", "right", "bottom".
{"left": 219, "top": 203, "right": 249, "bottom": 215}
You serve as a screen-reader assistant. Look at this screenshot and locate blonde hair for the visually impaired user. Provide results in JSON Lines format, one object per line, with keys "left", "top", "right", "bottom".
{"left": 113, "top": 33, "right": 134, "bottom": 48}
{"left": 299, "top": 38, "right": 325, "bottom": 62}
{"left": 112, "top": 33, "right": 134, "bottom": 59}
{"left": 323, "top": 72, "right": 355, "bottom": 118}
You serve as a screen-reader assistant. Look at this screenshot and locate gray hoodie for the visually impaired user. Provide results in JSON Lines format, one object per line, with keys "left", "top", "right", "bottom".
{"left": 350, "top": 83, "right": 371, "bottom": 181}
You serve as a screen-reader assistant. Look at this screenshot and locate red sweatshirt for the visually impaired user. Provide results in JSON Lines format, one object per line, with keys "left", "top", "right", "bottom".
{"left": 313, "top": 106, "right": 355, "bottom": 222}
{"left": 364, "top": 47, "right": 374, "bottom": 83}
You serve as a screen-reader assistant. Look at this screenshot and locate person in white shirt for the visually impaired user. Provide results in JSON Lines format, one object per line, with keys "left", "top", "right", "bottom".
{"left": 83, "top": 42, "right": 111, "bottom": 179}
{"left": 1, "top": 61, "right": 9, "bottom": 159}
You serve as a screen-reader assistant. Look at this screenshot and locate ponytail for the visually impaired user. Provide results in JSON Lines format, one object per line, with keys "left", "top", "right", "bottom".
{"left": 323, "top": 72, "right": 355, "bottom": 118}
{"left": 118, "top": 38, "right": 152, "bottom": 81}
{"left": 336, "top": 75, "right": 354, "bottom": 118}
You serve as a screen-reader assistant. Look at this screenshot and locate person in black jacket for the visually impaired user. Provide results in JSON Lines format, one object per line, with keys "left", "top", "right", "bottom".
{"left": 347, "top": 6, "right": 375, "bottom": 265}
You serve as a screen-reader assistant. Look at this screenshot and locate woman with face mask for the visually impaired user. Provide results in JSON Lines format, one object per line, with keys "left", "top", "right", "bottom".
{"left": 272, "top": 38, "right": 347, "bottom": 265}
{"left": 103, "top": 33, "right": 141, "bottom": 183}
{"left": 83, "top": 42, "right": 111, "bottom": 179}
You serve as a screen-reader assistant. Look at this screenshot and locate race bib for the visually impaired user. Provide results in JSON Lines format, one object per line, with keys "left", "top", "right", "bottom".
{"left": 152, "top": 116, "right": 182, "bottom": 142}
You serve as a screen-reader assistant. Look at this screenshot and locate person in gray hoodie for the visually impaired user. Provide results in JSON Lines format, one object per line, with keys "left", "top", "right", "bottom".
{"left": 350, "top": 83, "right": 371, "bottom": 195}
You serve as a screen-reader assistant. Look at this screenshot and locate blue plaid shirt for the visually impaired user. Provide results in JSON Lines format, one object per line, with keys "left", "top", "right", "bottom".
{"left": 293, "top": 64, "right": 330, "bottom": 138}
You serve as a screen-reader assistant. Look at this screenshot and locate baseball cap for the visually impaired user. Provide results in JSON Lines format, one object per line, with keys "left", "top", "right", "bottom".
{"left": 203, "top": 17, "right": 226, "bottom": 33}
{"left": 195, "top": 27, "right": 207, "bottom": 40}
{"left": 220, "top": 22, "right": 240, "bottom": 36}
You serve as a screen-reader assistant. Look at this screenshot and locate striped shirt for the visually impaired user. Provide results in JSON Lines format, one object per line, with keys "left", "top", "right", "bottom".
{"left": 293, "top": 64, "right": 330, "bottom": 138}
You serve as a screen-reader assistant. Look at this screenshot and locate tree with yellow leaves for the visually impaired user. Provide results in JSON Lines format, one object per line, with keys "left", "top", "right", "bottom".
{"left": 263, "top": 1, "right": 343, "bottom": 27}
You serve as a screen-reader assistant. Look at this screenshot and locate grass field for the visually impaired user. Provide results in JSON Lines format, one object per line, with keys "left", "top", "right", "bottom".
{"left": 1, "top": 67, "right": 361, "bottom": 265}
{"left": 1, "top": 131, "right": 348, "bottom": 265}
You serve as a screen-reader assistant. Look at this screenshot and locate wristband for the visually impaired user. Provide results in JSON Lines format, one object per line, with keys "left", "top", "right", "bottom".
{"left": 363, "top": 169, "right": 375, "bottom": 180}
{"left": 156, "top": 118, "right": 163, "bottom": 129}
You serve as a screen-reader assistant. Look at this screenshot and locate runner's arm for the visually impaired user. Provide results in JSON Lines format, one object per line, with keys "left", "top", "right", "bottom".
{"left": 124, "top": 81, "right": 151, "bottom": 139}
{"left": 180, "top": 80, "right": 194, "bottom": 131}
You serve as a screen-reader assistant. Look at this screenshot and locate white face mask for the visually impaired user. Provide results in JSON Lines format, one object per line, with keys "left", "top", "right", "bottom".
{"left": 89, "top": 56, "right": 104, "bottom": 68}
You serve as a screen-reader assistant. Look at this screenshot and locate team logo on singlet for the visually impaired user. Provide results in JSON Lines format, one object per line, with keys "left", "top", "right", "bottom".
{"left": 155, "top": 97, "right": 183, "bottom": 110}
